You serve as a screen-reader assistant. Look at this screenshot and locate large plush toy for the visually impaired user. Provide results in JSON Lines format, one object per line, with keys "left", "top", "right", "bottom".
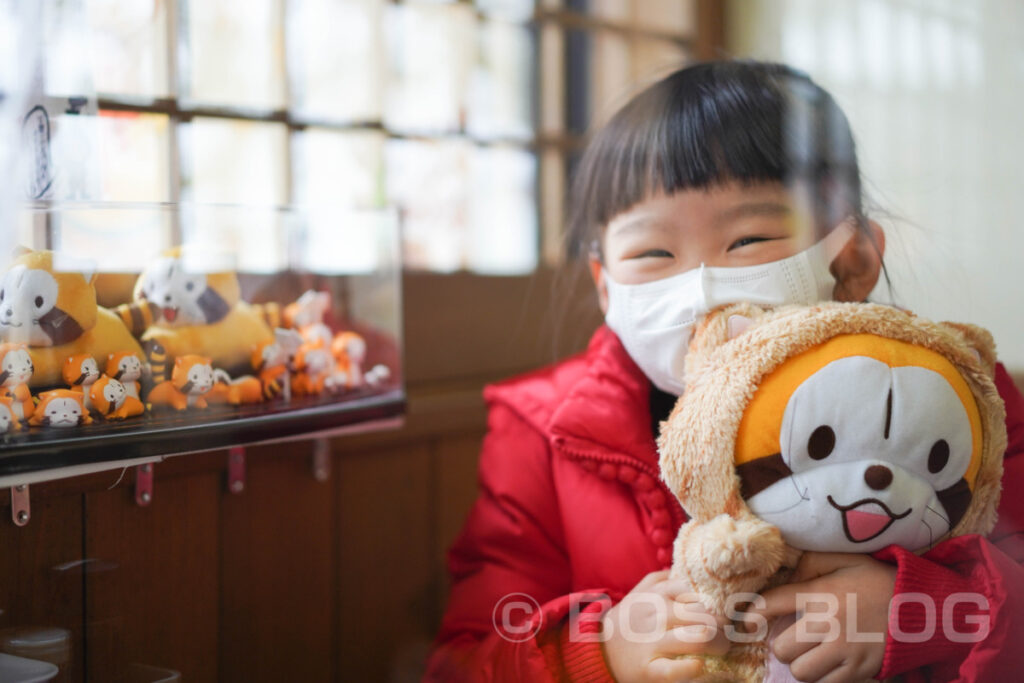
{"left": 0, "top": 249, "right": 144, "bottom": 388}
{"left": 112, "top": 247, "right": 277, "bottom": 382}
{"left": 657, "top": 302, "right": 1007, "bottom": 682}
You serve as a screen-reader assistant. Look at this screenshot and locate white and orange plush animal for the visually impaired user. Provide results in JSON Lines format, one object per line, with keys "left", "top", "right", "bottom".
{"left": 147, "top": 355, "right": 215, "bottom": 411}
{"left": 0, "top": 343, "right": 35, "bottom": 421}
{"left": 0, "top": 249, "right": 144, "bottom": 388}
{"left": 105, "top": 350, "right": 145, "bottom": 400}
{"left": 63, "top": 353, "right": 100, "bottom": 413}
{"left": 657, "top": 302, "right": 1007, "bottom": 682}
{"left": 30, "top": 389, "right": 92, "bottom": 427}
{"left": 90, "top": 374, "right": 145, "bottom": 420}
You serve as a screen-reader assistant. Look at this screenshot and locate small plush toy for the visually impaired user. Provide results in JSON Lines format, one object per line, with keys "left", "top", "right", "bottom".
{"left": 657, "top": 302, "right": 1007, "bottom": 683}
{"left": 147, "top": 355, "right": 214, "bottom": 411}
{"left": 0, "top": 396, "right": 22, "bottom": 433}
{"left": 30, "top": 389, "right": 92, "bottom": 427}
{"left": 0, "top": 343, "right": 35, "bottom": 421}
{"left": 292, "top": 340, "right": 334, "bottom": 397}
{"left": 206, "top": 368, "right": 263, "bottom": 406}
{"left": 90, "top": 374, "right": 145, "bottom": 420}
{"left": 112, "top": 247, "right": 277, "bottom": 382}
{"left": 0, "top": 249, "right": 144, "bottom": 388}
{"left": 284, "top": 289, "right": 333, "bottom": 348}
{"left": 330, "top": 331, "right": 390, "bottom": 391}
{"left": 105, "top": 350, "right": 145, "bottom": 400}
{"left": 251, "top": 328, "right": 303, "bottom": 401}
{"left": 63, "top": 353, "right": 100, "bottom": 413}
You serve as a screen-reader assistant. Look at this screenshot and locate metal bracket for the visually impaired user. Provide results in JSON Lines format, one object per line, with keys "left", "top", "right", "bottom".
{"left": 135, "top": 463, "right": 154, "bottom": 506}
{"left": 11, "top": 485, "right": 29, "bottom": 527}
{"left": 312, "top": 439, "right": 331, "bottom": 483}
{"left": 228, "top": 447, "right": 246, "bottom": 494}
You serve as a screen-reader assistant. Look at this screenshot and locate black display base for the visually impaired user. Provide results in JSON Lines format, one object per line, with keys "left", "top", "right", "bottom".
{"left": 0, "top": 387, "right": 405, "bottom": 480}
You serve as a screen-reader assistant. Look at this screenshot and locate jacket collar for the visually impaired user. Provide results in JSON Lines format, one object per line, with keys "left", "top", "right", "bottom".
{"left": 548, "top": 325, "right": 661, "bottom": 469}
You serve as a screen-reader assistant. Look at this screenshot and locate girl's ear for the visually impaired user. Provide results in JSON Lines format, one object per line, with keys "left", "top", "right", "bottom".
{"left": 589, "top": 256, "right": 609, "bottom": 315}
{"left": 830, "top": 219, "right": 885, "bottom": 302}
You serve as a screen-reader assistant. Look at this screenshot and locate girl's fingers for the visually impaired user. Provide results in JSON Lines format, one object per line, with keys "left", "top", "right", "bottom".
{"left": 659, "top": 624, "right": 731, "bottom": 657}
{"left": 770, "top": 617, "right": 821, "bottom": 664}
{"left": 635, "top": 569, "right": 672, "bottom": 591}
{"left": 814, "top": 662, "right": 874, "bottom": 683}
{"left": 646, "top": 655, "right": 704, "bottom": 682}
{"left": 786, "top": 644, "right": 846, "bottom": 683}
{"left": 650, "top": 579, "right": 700, "bottom": 601}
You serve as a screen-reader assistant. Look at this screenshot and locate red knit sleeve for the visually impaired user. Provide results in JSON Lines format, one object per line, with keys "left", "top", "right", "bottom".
{"left": 423, "top": 403, "right": 617, "bottom": 682}
{"left": 873, "top": 363, "right": 1024, "bottom": 681}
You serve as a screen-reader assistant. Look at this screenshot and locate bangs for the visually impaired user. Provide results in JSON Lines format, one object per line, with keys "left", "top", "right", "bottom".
{"left": 568, "top": 61, "right": 861, "bottom": 258}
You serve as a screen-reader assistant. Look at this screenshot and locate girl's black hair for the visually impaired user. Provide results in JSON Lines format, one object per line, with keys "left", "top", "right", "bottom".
{"left": 567, "top": 60, "right": 866, "bottom": 259}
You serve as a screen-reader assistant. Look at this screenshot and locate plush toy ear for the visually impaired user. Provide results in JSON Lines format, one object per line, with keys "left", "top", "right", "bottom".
{"left": 727, "top": 315, "right": 755, "bottom": 340}
{"left": 684, "top": 303, "right": 770, "bottom": 383}
{"left": 11, "top": 245, "right": 32, "bottom": 259}
{"left": 53, "top": 252, "right": 98, "bottom": 285}
{"left": 941, "top": 322, "right": 998, "bottom": 377}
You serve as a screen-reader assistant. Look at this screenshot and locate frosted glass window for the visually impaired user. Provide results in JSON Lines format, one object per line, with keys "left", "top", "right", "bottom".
{"left": 294, "top": 129, "right": 385, "bottom": 209}
{"left": 386, "top": 139, "right": 472, "bottom": 272}
{"left": 183, "top": 118, "right": 289, "bottom": 273}
{"left": 476, "top": 0, "right": 536, "bottom": 22}
{"left": 97, "top": 111, "right": 170, "bottom": 203}
{"left": 468, "top": 147, "right": 538, "bottom": 274}
{"left": 468, "top": 21, "right": 535, "bottom": 140}
{"left": 289, "top": 0, "right": 383, "bottom": 122}
{"left": 185, "top": 0, "right": 286, "bottom": 109}
{"left": 87, "top": 0, "right": 170, "bottom": 97}
{"left": 53, "top": 208, "right": 173, "bottom": 272}
{"left": 384, "top": 3, "right": 474, "bottom": 134}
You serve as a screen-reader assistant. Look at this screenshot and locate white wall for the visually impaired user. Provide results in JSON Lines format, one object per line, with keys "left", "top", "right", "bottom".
{"left": 728, "top": 0, "right": 1024, "bottom": 371}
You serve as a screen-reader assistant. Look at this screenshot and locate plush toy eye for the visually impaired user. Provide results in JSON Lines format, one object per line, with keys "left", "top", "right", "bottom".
{"left": 928, "top": 439, "right": 950, "bottom": 473}
{"left": 808, "top": 425, "right": 836, "bottom": 460}
{"left": 0, "top": 289, "right": 4, "bottom": 301}
{"left": 186, "top": 281, "right": 195, "bottom": 291}
{"left": 34, "top": 296, "right": 43, "bottom": 308}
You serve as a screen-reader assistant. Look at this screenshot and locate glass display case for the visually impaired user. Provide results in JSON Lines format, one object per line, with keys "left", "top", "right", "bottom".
{"left": 0, "top": 201, "right": 404, "bottom": 486}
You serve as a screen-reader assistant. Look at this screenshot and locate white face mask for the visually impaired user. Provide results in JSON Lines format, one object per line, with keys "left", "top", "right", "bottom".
{"left": 603, "top": 222, "right": 856, "bottom": 395}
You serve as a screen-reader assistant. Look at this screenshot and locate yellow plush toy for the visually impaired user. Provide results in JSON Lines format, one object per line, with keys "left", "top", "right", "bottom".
{"left": 113, "top": 247, "right": 277, "bottom": 382}
{"left": 0, "top": 249, "right": 144, "bottom": 389}
{"left": 657, "top": 302, "right": 1007, "bottom": 682}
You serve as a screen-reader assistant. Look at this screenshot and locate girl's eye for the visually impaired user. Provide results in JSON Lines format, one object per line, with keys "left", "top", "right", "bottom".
{"left": 728, "top": 236, "right": 772, "bottom": 251}
{"left": 633, "top": 249, "right": 674, "bottom": 259}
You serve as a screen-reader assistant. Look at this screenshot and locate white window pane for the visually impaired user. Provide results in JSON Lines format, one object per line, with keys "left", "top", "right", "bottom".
{"left": 589, "top": 0, "right": 629, "bottom": 23}
{"left": 386, "top": 138, "right": 472, "bottom": 271}
{"left": 185, "top": 0, "right": 286, "bottom": 109}
{"left": 468, "top": 147, "right": 537, "bottom": 274}
{"left": 53, "top": 207, "right": 174, "bottom": 272}
{"left": 87, "top": 0, "right": 169, "bottom": 97}
{"left": 476, "top": 0, "right": 535, "bottom": 22}
{"left": 184, "top": 118, "right": 288, "bottom": 206}
{"left": 181, "top": 206, "right": 290, "bottom": 274}
{"left": 289, "top": 0, "right": 384, "bottom": 122}
{"left": 295, "top": 128, "right": 384, "bottom": 209}
{"left": 468, "top": 20, "right": 535, "bottom": 140}
{"left": 97, "top": 111, "right": 170, "bottom": 202}
{"left": 384, "top": 3, "right": 474, "bottom": 134}
{"left": 299, "top": 209, "right": 395, "bottom": 274}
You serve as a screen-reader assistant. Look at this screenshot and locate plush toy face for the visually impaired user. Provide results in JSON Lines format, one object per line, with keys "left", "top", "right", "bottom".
{"left": 0, "top": 250, "right": 98, "bottom": 347}
{"left": 37, "top": 392, "right": 86, "bottom": 427}
{"left": 0, "top": 347, "right": 34, "bottom": 387}
{"left": 735, "top": 334, "right": 982, "bottom": 553}
{"left": 171, "top": 356, "right": 214, "bottom": 395}
{"left": 108, "top": 352, "right": 143, "bottom": 383}
{"left": 95, "top": 376, "right": 127, "bottom": 411}
{"left": 64, "top": 354, "right": 100, "bottom": 387}
{"left": 137, "top": 256, "right": 222, "bottom": 327}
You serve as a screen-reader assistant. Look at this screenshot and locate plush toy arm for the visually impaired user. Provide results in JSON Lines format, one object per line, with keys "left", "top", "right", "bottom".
{"left": 113, "top": 300, "right": 160, "bottom": 337}
{"left": 671, "top": 514, "right": 788, "bottom": 615}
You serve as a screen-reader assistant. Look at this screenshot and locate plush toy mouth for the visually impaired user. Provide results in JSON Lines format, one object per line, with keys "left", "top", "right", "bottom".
{"left": 827, "top": 495, "right": 911, "bottom": 543}
{"left": 0, "top": 320, "right": 23, "bottom": 328}
{"left": 162, "top": 307, "right": 178, "bottom": 323}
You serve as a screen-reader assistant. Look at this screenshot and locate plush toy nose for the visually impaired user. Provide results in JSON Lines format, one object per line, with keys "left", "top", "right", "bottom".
{"left": 3, "top": 308, "right": 11, "bottom": 317}
{"left": 864, "top": 465, "right": 893, "bottom": 490}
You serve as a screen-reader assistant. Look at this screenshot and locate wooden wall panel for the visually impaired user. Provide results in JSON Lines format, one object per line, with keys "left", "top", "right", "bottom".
{"left": 336, "top": 444, "right": 434, "bottom": 683}
{"left": 85, "top": 472, "right": 221, "bottom": 683}
{"left": 219, "top": 442, "right": 336, "bottom": 683}
{"left": 0, "top": 494, "right": 84, "bottom": 683}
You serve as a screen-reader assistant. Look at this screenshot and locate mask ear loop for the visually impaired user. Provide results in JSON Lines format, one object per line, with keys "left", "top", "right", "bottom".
{"left": 588, "top": 239, "right": 603, "bottom": 263}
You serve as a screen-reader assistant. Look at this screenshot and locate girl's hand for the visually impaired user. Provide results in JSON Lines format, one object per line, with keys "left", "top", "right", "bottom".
{"left": 742, "top": 552, "right": 896, "bottom": 683}
{"left": 601, "top": 569, "right": 731, "bottom": 682}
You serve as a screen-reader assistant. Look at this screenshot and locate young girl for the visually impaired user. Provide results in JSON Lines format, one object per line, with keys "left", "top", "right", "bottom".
{"left": 424, "top": 61, "right": 1024, "bottom": 682}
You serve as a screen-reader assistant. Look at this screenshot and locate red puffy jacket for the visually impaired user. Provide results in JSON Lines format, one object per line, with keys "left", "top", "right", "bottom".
{"left": 424, "top": 326, "right": 1024, "bottom": 682}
